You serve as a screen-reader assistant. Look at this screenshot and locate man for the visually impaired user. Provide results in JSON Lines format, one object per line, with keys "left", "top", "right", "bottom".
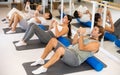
{"left": 6, "top": 8, "right": 52, "bottom": 34}
{"left": 30, "top": 25, "right": 104, "bottom": 74}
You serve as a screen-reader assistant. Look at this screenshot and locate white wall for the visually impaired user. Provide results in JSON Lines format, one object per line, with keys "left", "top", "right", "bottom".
{"left": 114, "top": 0, "right": 120, "bottom": 3}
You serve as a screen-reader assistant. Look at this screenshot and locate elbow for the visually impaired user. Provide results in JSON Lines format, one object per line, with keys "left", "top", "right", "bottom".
{"left": 55, "top": 34, "right": 60, "bottom": 38}
{"left": 111, "top": 29, "right": 114, "bottom": 33}
{"left": 109, "top": 29, "right": 114, "bottom": 33}
{"left": 79, "top": 46, "right": 84, "bottom": 50}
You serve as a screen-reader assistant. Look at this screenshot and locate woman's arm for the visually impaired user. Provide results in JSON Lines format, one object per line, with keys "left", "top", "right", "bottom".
{"left": 49, "top": 20, "right": 55, "bottom": 30}
{"left": 72, "top": 33, "right": 79, "bottom": 45}
{"left": 105, "top": 10, "right": 114, "bottom": 33}
{"left": 55, "top": 24, "right": 68, "bottom": 37}
{"left": 105, "top": 17, "right": 114, "bottom": 33}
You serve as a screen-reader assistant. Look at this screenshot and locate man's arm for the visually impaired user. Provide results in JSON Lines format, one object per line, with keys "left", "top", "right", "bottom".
{"left": 78, "top": 35, "right": 100, "bottom": 52}
{"left": 34, "top": 17, "right": 41, "bottom": 24}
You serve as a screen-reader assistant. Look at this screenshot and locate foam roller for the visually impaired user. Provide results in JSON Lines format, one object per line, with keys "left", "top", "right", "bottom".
{"left": 76, "top": 18, "right": 91, "bottom": 27}
{"left": 58, "top": 36, "right": 71, "bottom": 47}
{"left": 104, "top": 32, "right": 117, "bottom": 42}
{"left": 86, "top": 56, "right": 105, "bottom": 71}
{"left": 115, "top": 39, "right": 120, "bottom": 48}
{"left": 38, "top": 24, "right": 47, "bottom": 30}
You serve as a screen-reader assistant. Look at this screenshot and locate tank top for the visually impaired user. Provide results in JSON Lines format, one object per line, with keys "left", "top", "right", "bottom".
{"left": 68, "top": 37, "right": 99, "bottom": 64}
{"left": 50, "top": 25, "right": 63, "bottom": 36}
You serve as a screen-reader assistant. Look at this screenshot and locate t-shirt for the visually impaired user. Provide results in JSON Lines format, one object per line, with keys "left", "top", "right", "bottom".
{"left": 68, "top": 38, "right": 97, "bottom": 64}
{"left": 80, "top": 14, "right": 90, "bottom": 22}
{"left": 27, "top": 17, "right": 47, "bottom": 25}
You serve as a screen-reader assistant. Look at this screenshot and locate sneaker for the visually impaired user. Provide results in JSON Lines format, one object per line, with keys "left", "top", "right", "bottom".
{"left": 15, "top": 40, "right": 27, "bottom": 46}
{"left": 31, "top": 58, "right": 45, "bottom": 66}
{"left": 6, "top": 30, "right": 15, "bottom": 34}
{"left": 32, "top": 66, "right": 47, "bottom": 74}
{"left": 1, "top": 18, "right": 6, "bottom": 22}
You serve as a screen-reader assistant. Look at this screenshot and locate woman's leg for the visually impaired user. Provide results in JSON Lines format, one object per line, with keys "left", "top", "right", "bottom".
{"left": 23, "top": 23, "right": 52, "bottom": 43}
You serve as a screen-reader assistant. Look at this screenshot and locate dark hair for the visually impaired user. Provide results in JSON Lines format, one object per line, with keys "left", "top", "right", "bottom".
{"left": 66, "top": 14, "right": 72, "bottom": 39}
{"left": 95, "top": 13, "right": 101, "bottom": 22}
{"left": 45, "top": 8, "right": 52, "bottom": 20}
{"left": 94, "top": 13, "right": 104, "bottom": 41}
{"left": 73, "top": 10, "right": 79, "bottom": 18}
{"left": 94, "top": 25, "right": 105, "bottom": 41}
{"left": 94, "top": 13, "right": 101, "bottom": 26}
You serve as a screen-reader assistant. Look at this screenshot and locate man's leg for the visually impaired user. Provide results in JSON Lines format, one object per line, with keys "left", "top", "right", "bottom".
{"left": 8, "top": 12, "right": 15, "bottom": 27}
{"left": 31, "top": 38, "right": 58, "bottom": 66}
{"left": 11, "top": 13, "right": 22, "bottom": 31}
{"left": 6, "top": 13, "right": 23, "bottom": 34}
{"left": 32, "top": 38, "right": 65, "bottom": 74}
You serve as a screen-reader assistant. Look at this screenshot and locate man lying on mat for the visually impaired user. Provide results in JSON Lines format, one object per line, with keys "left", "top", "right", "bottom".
{"left": 1, "top": 1, "right": 42, "bottom": 23}
{"left": 74, "top": 5, "right": 92, "bottom": 23}
{"left": 30, "top": 25, "right": 104, "bottom": 74}
{"left": 6, "top": 8, "right": 52, "bottom": 34}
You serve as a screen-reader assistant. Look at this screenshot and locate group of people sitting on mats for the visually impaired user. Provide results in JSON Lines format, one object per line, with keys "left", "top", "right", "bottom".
{"left": 1, "top": 1, "right": 120, "bottom": 75}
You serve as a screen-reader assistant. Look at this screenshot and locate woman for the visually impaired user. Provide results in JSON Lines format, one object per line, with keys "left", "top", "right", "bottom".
{"left": 31, "top": 25, "right": 104, "bottom": 74}
{"left": 96, "top": 2, "right": 114, "bottom": 33}
{"left": 15, "top": 15, "right": 72, "bottom": 46}
{"left": 95, "top": 13, "right": 114, "bottom": 33}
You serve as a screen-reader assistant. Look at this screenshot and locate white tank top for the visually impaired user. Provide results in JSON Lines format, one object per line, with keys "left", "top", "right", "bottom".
{"left": 50, "top": 25, "right": 63, "bottom": 36}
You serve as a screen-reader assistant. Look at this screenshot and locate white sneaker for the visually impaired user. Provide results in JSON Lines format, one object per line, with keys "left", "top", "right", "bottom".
{"left": 32, "top": 66, "right": 47, "bottom": 74}
{"left": 15, "top": 40, "right": 27, "bottom": 46}
{"left": 6, "top": 30, "right": 15, "bottom": 34}
{"left": 31, "top": 58, "right": 45, "bottom": 66}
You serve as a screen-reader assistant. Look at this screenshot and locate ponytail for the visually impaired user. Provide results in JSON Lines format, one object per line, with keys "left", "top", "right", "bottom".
{"left": 66, "top": 14, "right": 72, "bottom": 39}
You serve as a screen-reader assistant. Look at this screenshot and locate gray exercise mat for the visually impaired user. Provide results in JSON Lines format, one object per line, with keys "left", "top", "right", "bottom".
{"left": 22, "top": 59, "right": 106, "bottom": 75}
{"left": 13, "top": 39, "right": 47, "bottom": 51}
{"left": 117, "top": 50, "right": 120, "bottom": 54}
{"left": 3, "top": 27, "right": 25, "bottom": 34}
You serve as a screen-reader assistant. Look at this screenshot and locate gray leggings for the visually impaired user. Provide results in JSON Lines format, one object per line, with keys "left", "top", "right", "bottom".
{"left": 23, "top": 23, "right": 55, "bottom": 43}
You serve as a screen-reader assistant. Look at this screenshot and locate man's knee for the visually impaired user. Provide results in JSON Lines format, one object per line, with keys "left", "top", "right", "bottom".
{"left": 56, "top": 47, "right": 65, "bottom": 55}
{"left": 50, "top": 38, "right": 57, "bottom": 43}
{"left": 49, "top": 38, "right": 58, "bottom": 47}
